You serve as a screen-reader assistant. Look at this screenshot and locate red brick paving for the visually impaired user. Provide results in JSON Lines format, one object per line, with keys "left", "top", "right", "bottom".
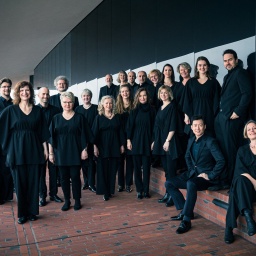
{"left": 1, "top": 183, "right": 256, "bottom": 255}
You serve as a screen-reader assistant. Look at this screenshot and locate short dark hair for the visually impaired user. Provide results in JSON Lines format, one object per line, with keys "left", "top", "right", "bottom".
{"left": 0, "top": 77, "right": 12, "bottom": 86}
{"left": 223, "top": 49, "right": 238, "bottom": 60}
{"left": 191, "top": 115, "right": 205, "bottom": 125}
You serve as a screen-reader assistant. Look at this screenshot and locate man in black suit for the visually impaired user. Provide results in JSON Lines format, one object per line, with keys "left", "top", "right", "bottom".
{"left": 0, "top": 78, "right": 14, "bottom": 205}
{"left": 165, "top": 115, "right": 225, "bottom": 234}
{"left": 128, "top": 71, "right": 138, "bottom": 97}
{"left": 98, "top": 74, "right": 118, "bottom": 102}
{"left": 215, "top": 49, "right": 252, "bottom": 186}
{"left": 37, "top": 87, "right": 63, "bottom": 206}
{"left": 49, "top": 76, "right": 79, "bottom": 111}
{"left": 133, "top": 71, "right": 156, "bottom": 106}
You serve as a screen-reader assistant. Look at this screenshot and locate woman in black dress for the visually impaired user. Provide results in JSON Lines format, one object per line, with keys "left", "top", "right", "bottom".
{"left": 0, "top": 81, "right": 49, "bottom": 224}
{"left": 92, "top": 95, "right": 125, "bottom": 201}
{"left": 152, "top": 85, "right": 179, "bottom": 206}
{"left": 75, "top": 89, "right": 97, "bottom": 192}
{"left": 182, "top": 56, "right": 221, "bottom": 136}
{"left": 127, "top": 88, "right": 156, "bottom": 199}
{"left": 49, "top": 91, "right": 88, "bottom": 211}
{"left": 224, "top": 120, "right": 256, "bottom": 244}
{"left": 116, "top": 84, "right": 134, "bottom": 193}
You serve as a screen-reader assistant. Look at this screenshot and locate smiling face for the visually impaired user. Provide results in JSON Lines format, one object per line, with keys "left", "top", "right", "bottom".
{"left": 159, "top": 88, "right": 169, "bottom": 102}
{"left": 128, "top": 72, "right": 136, "bottom": 84}
{"left": 149, "top": 72, "right": 159, "bottom": 85}
{"left": 179, "top": 66, "right": 190, "bottom": 79}
{"left": 0, "top": 82, "right": 11, "bottom": 98}
{"left": 56, "top": 79, "right": 68, "bottom": 92}
{"left": 38, "top": 87, "right": 50, "bottom": 105}
{"left": 120, "top": 86, "right": 130, "bottom": 100}
{"left": 61, "top": 96, "right": 74, "bottom": 111}
{"left": 103, "top": 98, "right": 113, "bottom": 112}
{"left": 163, "top": 65, "right": 173, "bottom": 78}
{"left": 246, "top": 122, "right": 256, "bottom": 141}
{"left": 82, "top": 93, "right": 91, "bottom": 104}
{"left": 105, "top": 75, "right": 113, "bottom": 86}
{"left": 19, "top": 86, "right": 31, "bottom": 102}
{"left": 138, "top": 90, "right": 147, "bottom": 104}
{"left": 137, "top": 71, "right": 147, "bottom": 84}
{"left": 196, "top": 60, "right": 208, "bottom": 75}
{"left": 223, "top": 53, "right": 238, "bottom": 71}
{"left": 191, "top": 119, "right": 206, "bottom": 139}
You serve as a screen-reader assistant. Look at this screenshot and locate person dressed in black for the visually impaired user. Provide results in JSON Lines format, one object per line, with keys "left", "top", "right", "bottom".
{"left": 37, "top": 87, "right": 63, "bottom": 207}
{"left": 182, "top": 56, "right": 221, "bottom": 137}
{"left": 224, "top": 120, "right": 256, "bottom": 244}
{"left": 75, "top": 89, "right": 97, "bottom": 192}
{"left": 49, "top": 91, "right": 88, "bottom": 211}
{"left": 116, "top": 84, "right": 134, "bottom": 193}
{"left": 166, "top": 116, "right": 225, "bottom": 234}
{"left": 0, "top": 78, "right": 14, "bottom": 205}
{"left": 128, "top": 71, "right": 138, "bottom": 97}
{"left": 127, "top": 88, "right": 156, "bottom": 199}
{"left": 98, "top": 74, "right": 119, "bottom": 102}
{"left": 0, "top": 81, "right": 50, "bottom": 224}
{"left": 92, "top": 95, "right": 125, "bottom": 201}
{"left": 152, "top": 85, "right": 179, "bottom": 207}
{"left": 215, "top": 49, "right": 252, "bottom": 186}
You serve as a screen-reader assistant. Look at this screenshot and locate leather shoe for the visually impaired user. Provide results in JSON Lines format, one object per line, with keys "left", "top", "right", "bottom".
{"left": 103, "top": 194, "right": 109, "bottom": 201}
{"left": 28, "top": 215, "right": 38, "bottom": 221}
{"left": 171, "top": 212, "right": 194, "bottom": 221}
{"left": 74, "top": 200, "right": 81, "bottom": 211}
{"left": 18, "top": 216, "right": 27, "bottom": 224}
{"left": 165, "top": 196, "right": 174, "bottom": 207}
{"left": 137, "top": 192, "right": 143, "bottom": 199}
{"left": 61, "top": 200, "right": 71, "bottom": 211}
{"left": 244, "top": 209, "right": 256, "bottom": 236}
{"left": 50, "top": 195, "right": 63, "bottom": 203}
{"left": 144, "top": 192, "right": 151, "bottom": 198}
{"left": 176, "top": 220, "right": 191, "bottom": 234}
{"left": 117, "top": 185, "right": 124, "bottom": 192}
{"left": 89, "top": 186, "right": 96, "bottom": 193}
{"left": 224, "top": 227, "right": 234, "bottom": 244}
{"left": 158, "top": 193, "right": 169, "bottom": 203}
{"left": 126, "top": 186, "right": 132, "bottom": 193}
{"left": 39, "top": 198, "right": 47, "bottom": 207}
{"left": 82, "top": 184, "right": 89, "bottom": 190}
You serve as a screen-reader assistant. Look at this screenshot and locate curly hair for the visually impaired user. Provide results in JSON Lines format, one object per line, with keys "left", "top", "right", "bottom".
{"left": 13, "top": 81, "right": 35, "bottom": 105}
{"left": 116, "top": 84, "right": 133, "bottom": 114}
{"left": 116, "top": 70, "right": 128, "bottom": 84}
{"left": 133, "top": 87, "right": 151, "bottom": 109}
{"left": 98, "top": 95, "right": 116, "bottom": 115}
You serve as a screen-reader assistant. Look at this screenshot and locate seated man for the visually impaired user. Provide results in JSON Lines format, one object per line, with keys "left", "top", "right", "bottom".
{"left": 165, "top": 115, "right": 225, "bottom": 234}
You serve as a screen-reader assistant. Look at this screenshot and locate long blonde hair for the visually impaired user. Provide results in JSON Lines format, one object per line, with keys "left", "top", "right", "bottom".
{"left": 98, "top": 95, "right": 116, "bottom": 115}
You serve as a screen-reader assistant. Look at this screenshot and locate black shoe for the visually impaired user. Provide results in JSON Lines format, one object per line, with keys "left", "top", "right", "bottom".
{"left": 0, "top": 200, "right": 5, "bottom": 205}
{"left": 176, "top": 220, "right": 191, "bottom": 234}
{"left": 50, "top": 195, "right": 63, "bottom": 203}
{"left": 74, "top": 200, "right": 81, "bottom": 211}
{"left": 158, "top": 193, "right": 169, "bottom": 203}
{"left": 18, "top": 216, "right": 27, "bottom": 224}
{"left": 165, "top": 196, "right": 174, "bottom": 207}
{"left": 103, "top": 194, "right": 109, "bottom": 201}
{"left": 61, "top": 200, "right": 71, "bottom": 211}
{"left": 144, "top": 192, "right": 151, "bottom": 198}
{"left": 117, "top": 185, "right": 124, "bottom": 192}
{"left": 126, "top": 186, "right": 132, "bottom": 193}
{"left": 39, "top": 198, "right": 47, "bottom": 207}
{"left": 89, "top": 186, "right": 96, "bottom": 193}
{"left": 171, "top": 212, "right": 194, "bottom": 221}
{"left": 224, "top": 227, "right": 234, "bottom": 244}
{"left": 82, "top": 184, "right": 89, "bottom": 190}
{"left": 28, "top": 215, "right": 38, "bottom": 221}
{"left": 137, "top": 192, "right": 143, "bottom": 199}
{"left": 244, "top": 209, "right": 256, "bottom": 236}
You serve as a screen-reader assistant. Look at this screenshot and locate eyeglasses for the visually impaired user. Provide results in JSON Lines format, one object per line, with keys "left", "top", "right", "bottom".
{"left": 62, "top": 101, "right": 73, "bottom": 104}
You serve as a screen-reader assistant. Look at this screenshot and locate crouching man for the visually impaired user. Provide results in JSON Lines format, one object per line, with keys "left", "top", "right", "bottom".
{"left": 165, "top": 115, "right": 225, "bottom": 234}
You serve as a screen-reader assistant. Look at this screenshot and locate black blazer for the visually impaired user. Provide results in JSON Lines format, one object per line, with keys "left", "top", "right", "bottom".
{"left": 219, "top": 66, "right": 252, "bottom": 120}
{"left": 98, "top": 84, "right": 119, "bottom": 102}
{"left": 183, "top": 134, "right": 225, "bottom": 183}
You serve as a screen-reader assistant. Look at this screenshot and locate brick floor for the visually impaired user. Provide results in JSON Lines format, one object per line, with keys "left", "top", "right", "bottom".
{"left": 0, "top": 182, "right": 256, "bottom": 255}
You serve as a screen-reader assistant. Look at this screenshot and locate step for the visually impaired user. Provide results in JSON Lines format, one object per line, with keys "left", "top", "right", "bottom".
{"left": 150, "top": 166, "right": 256, "bottom": 244}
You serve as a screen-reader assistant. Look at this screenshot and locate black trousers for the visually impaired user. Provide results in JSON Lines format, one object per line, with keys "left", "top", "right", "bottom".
{"left": 226, "top": 175, "right": 256, "bottom": 228}
{"left": 215, "top": 113, "right": 245, "bottom": 184}
{"left": 12, "top": 165, "right": 40, "bottom": 218}
{"left": 39, "top": 160, "right": 58, "bottom": 198}
{"left": 165, "top": 176, "right": 214, "bottom": 218}
{"left": 133, "top": 155, "right": 151, "bottom": 193}
{"left": 0, "top": 154, "right": 13, "bottom": 201}
{"left": 117, "top": 153, "right": 134, "bottom": 188}
{"left": 58, "top": 166, "right": 81, "bottom": 200}
{"left": 81, "top": 156, "right": 96, "bottom": 187}
{"left": 161, "top": 155, "right": 177, "bottom": 181}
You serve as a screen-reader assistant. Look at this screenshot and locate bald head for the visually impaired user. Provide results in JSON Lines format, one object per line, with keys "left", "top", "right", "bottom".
{"left": 38, "top": 87, "right": 50, "bottom": 106}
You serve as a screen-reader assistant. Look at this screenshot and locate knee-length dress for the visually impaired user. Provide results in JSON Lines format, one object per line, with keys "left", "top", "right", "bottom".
{"left": 182, "top": 77, "right": 221, "bottom": 135}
